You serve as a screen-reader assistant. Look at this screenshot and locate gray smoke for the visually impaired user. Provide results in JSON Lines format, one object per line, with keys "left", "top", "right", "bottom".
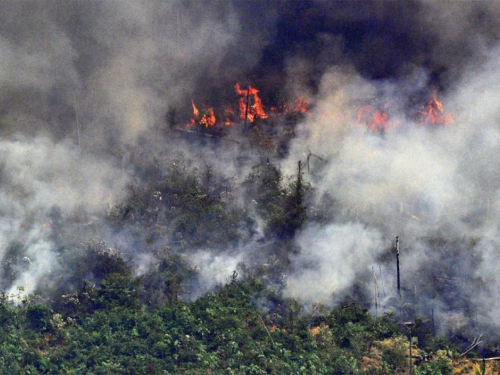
{"left": 284, "top": 223, "right": 385, "bottom": 305}
{"left": 188, "top": 250, "right": 243, "bottom": 300}
{"left": 282, "top": 40, "right": 500, "bottom": 335}
{"left": 0, "top": 0, "right": 275, "bottom": 298}
{"left": 0, "top": 136, "right": 129, "bottom": 298}
{"left": 2, "top": 0, "right": 500, "bottom": 341}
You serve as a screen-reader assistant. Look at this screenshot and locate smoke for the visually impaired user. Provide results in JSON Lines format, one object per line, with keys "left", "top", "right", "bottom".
{"left": 2, "top": 0, "right": 500, "bottom": 342}
{"left": 284, "top": 223, "right": 385, "bottom": 305}
{"left": 0, "top": 136, "right": 129, "bottom": 298}
{"left": 281, "top": 21, "right": 500, "bottom": 336}
{"left": 473, "top": 238, "right": 500, "bottom": 327}
{"left": 261, "top": 0, "right": 500, "bottom": 95}
{"left": 187, "top": 250, "right": 243, "bottom": 300}
{"left": 0, "top": 0, "right": 276, "bottom": 297}
{"left": 5, "top": 227, "right": 55, "bottom": 300}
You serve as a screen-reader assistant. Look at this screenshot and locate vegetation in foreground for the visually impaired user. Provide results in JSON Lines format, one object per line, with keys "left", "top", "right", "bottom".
{"left": 2, "top": 272, "right": 461, "bottom": 374}
{"left": 1, "top": 139, "right": 495, "bottom": 374}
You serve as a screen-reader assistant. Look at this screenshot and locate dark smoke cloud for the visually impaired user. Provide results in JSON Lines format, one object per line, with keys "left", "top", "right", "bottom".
{"left": 253, "top": 0, "right": 500, "bottom": 99}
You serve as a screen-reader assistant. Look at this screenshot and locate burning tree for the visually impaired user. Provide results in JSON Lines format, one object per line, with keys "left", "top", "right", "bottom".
{"left": 235, "top": 83, "right": 269, "bottom": 124}
{"left": 419, "top": 90, "right": 454, "bottom": 125}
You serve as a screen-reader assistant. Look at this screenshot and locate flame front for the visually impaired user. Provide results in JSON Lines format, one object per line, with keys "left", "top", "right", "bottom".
{"left": 185, "top": 83, "right": 309, "bottom": 128}
{"left": 185, "top": 85, "right": 453, "bottom": 132}
{"left": 356, "top": 92, "right": 453, "bottom": 131}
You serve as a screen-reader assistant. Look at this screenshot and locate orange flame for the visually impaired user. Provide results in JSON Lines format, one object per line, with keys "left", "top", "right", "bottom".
{"left": 186, "top": 85, "right": 309, "bottom": 128}
{"left": 187, "top": 100, "right": 199, "bottom": 126}
{"left": 293, "top": 98, "right": 308, "bottom": 113}
{"left": 234, "top": 83, "right": 268, "bottom": 122}
{"left": 357, "top": 105, "right": 396, "bottom": 131}
{"left": 187, "top": 101, "right": 216, "bottom": 128}
{"left": 309, "top": 326, "right": 320, "bottom": 336}
{"left": 191, "top": 100, "right": 199, "bottom": 118}
{"left": 419, "top": 91, "right": 453, "bottom": 125}
{"left": 200, "top": 108, "right": 216, "bottom": 128}
{"left": 268, "top": 97, "right": 309, "bottom": 116}
{"left": 224, "top": 107, "right": 235, "bottom": 126}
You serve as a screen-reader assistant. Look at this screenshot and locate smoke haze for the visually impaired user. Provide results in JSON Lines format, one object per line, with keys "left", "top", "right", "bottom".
{"left": 2, "top": 0, "right": 500, "bottom": 340}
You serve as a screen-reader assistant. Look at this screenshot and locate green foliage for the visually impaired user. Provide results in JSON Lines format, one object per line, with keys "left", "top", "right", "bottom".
{"left": 244, "top": 160, "right": 309, "bottom": 239}
{"left": 418, "top": 357, "right": 453, "bottom": 375}
{"left": 139, "top": 248, "right": 197, "bottom": 307}
{"left": 0, "top": 274, "right": 464, "bottom": 374}
{"left": 110, "top": 160, "right": 246, "bottom": 248}
{"left": 0, "top": 154, "right": 472, "bottom": 374}
{"left": 26, "top": 304, "right": 55, "bottom": 331}
{"left": 61, "top": 242, "right": 130, "bottom": 286}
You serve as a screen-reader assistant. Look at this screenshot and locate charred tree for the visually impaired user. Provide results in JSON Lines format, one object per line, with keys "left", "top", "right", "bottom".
{"left": 396, "top": 236, "right": 401, "bottom": 301}
{"left": 244, "top": 86, "right": 250, "bottom": 129}
{"left": 283, "top": 160, "right": 307, "bottom": 238}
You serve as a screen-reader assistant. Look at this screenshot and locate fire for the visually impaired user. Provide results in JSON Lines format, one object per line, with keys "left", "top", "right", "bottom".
{"left": 293, "top": 98, "right": 309, "bottom": 113}
{"left": 419, "top": 91, "right": 453, "bottom": 125}
{"left": 309, "top": 326, "right": 320, "bottom": 336}
{"left": 357, "top": 105, "right": 396, "bottom": 131}
{"left": 184, "top": 84, "right": 453, "bottom": 132}
{"left": 224, "top": 107, "right": 234, "bottom": 126}
{"left": 187, "top": 100, "right": 216, "bottom": 128}
{"left": 356, "top": 92, "right": 453, "bottom": 131}
{"left": 234, "top": 83, "right": 268, "bottom": 122}
{"left": 272, "top": 98, "right": 309, "bottom": 115}
{"left": 191, "top": 100, "right": 199, "bottom": 118}
{"left": 200, "top": 108, "right": 216, "bottom": 128}
{"left": 185, "top": 83, "right": 309, "bottom": 128}
{"left": 187, "top": 101, "right": 199, "bottom": 126}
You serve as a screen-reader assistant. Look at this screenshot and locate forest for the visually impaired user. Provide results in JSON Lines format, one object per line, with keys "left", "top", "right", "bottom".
{"left": 1, "top": 116, "right": 496, "bottom": 374}
{"left": 3, "top": 1, "right": 500, "bottom": 374}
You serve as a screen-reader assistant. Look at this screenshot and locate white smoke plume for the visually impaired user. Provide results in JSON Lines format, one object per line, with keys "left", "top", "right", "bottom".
{"left": 187, "top": 250, "right": 243, "bottom": 299}
{"left": 284, "top": 223, "right": 385, "bottom": 305}
{"left": 0, "top": 0, "right": 274, "bottom": 298}
{"left": 2, "top": 0, "right": 500, "bottom": 342}
{"left": 281, "top": 43, "right": 500, "bottom": 334}
{"left": 0, "top": 136, "right": 128, "bottom": 298}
